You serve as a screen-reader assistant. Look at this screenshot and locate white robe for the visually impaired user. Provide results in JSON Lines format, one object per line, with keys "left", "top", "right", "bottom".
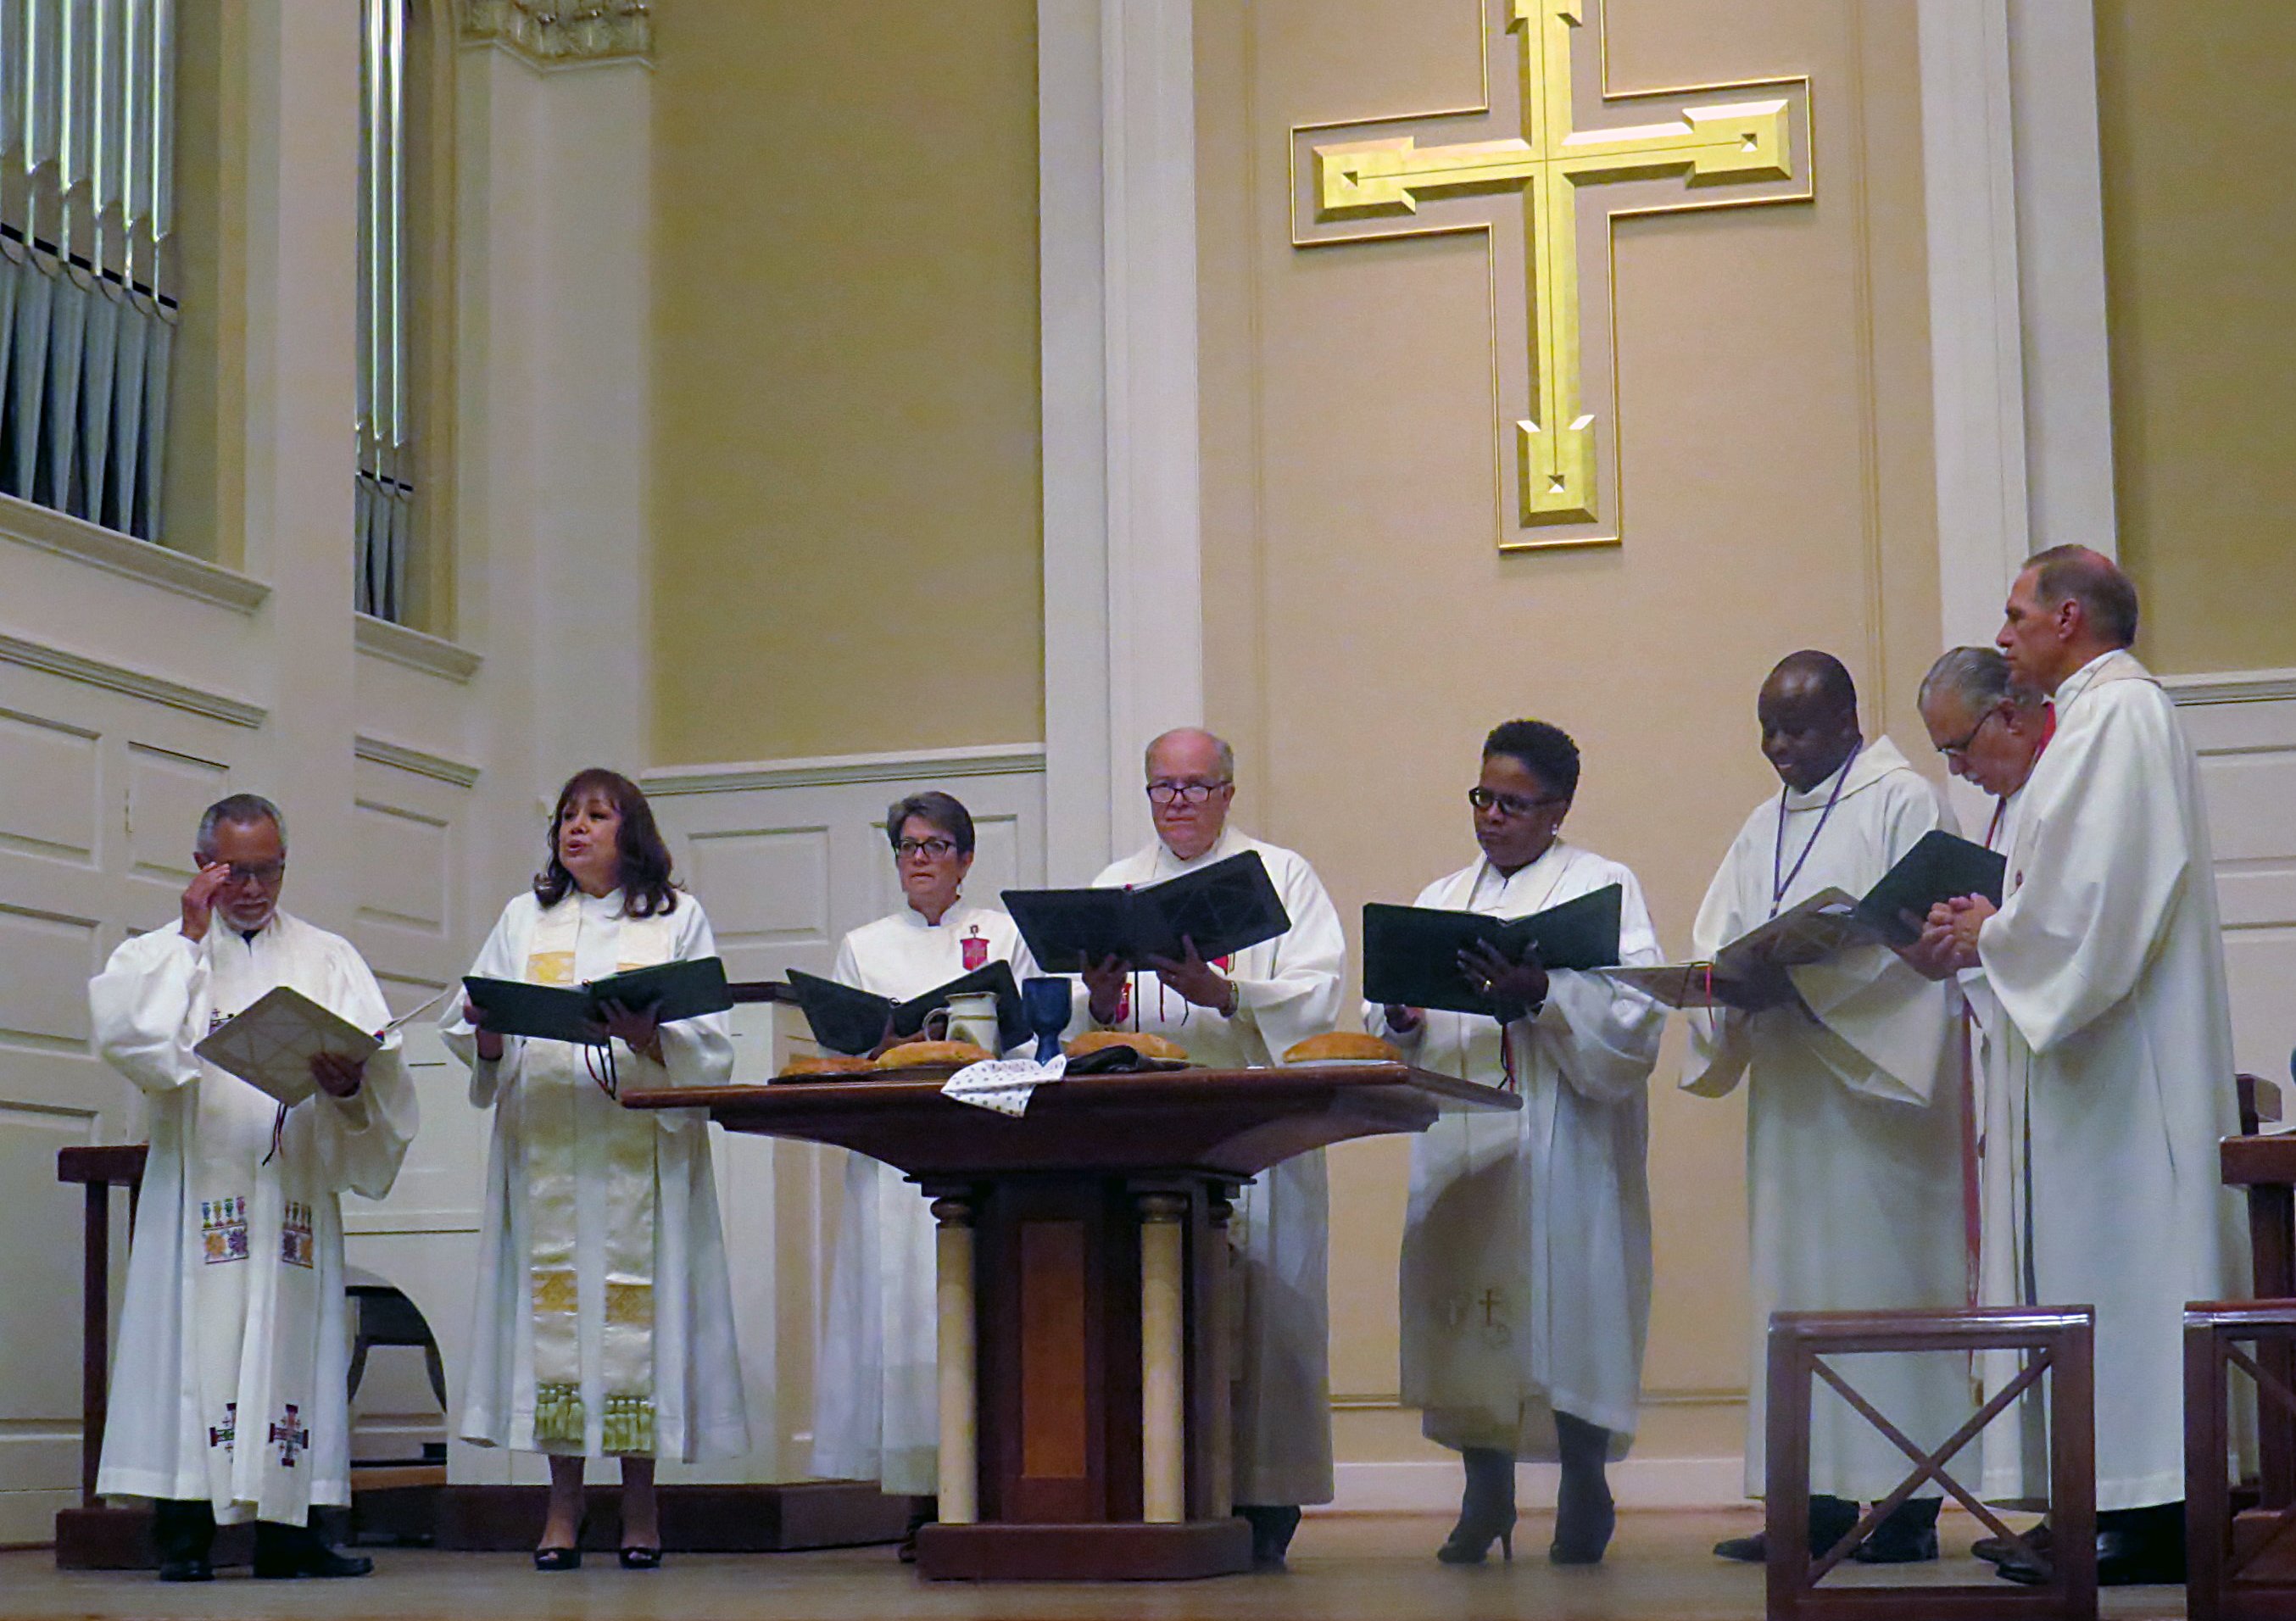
{"left": 1092, "top": 826, "right": 1346, "bottom": 1507}
{"left": 89, "top": 912, "right": 417, "bottom": 1522}
{"left": 443, "top": 890, "right": 749, "bottom": 1461}
{"left": 1371, "top": 843, "right": 1666, "bottom": 1455}
{"left": 1976, "top": 649, "right": 2247, "bottom": 1510}
{"left": 1682, "top": 738, "right": 1966, "bottom": 1501}
{"left": 810, "top": 902, "right": 1037, "bottom": 1496}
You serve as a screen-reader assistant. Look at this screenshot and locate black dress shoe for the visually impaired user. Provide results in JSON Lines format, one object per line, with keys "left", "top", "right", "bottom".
{"left": 253, "top": 1520, "right": 374, "bottom": 1579}
{"left": 1852, "top": 1497, "right": 1940, "bottom": 1563}
{"left": 1240, "top": 1504, "right": 1302, "bottom": 1568}
{"left": 156, "top": 1557, "right": 214, "bottom": 1583}
{"left": 1715, "top": 1496, "right": 1860, "bottom": 1563}
{"left": 1998, "top": 1506, "right": 2184, "bottom": 1588}
{"left": 1973, "top": 1523, "right": 2049, "bottom": 1565}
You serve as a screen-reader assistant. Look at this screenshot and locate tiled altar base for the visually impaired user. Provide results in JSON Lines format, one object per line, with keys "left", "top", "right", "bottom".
{"left": 0, "top": 1509, "right": 2195, "bottom": 1621}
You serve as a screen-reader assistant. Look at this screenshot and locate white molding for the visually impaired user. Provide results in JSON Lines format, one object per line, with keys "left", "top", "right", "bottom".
{"left": 2161, "top": 669, "right": 2296, "bottom": 708}
{"left": 0, "top": 492, "right": 270, "bottom": 614}
{"left": 354, "top": 734, "right": 483, "bottom": 788}
{"left": 1322, "top": 1457, "right": 1747, "bottom": 1515}
{"left": 1920, "top": 0, "right": 2034, "bottom": 649}
{"left": 2006, "top": 0, "right": 2118, "bottom": 556}
{"left": 1039, "top": 0, "right": 1204, "bottom": 882}
{"left": 354, "top": 612, "right": 484, "bottom": 682}
{"left": 644, "top": 743, "right": 1047, "bottom": 798}
{"left": 0, "top": 631, "right": 266, "bottom": 727}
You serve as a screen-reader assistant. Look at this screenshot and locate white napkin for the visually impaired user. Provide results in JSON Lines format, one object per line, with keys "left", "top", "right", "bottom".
{"left": 941, "top": 1054, "right": 1067, "bottom": 1117}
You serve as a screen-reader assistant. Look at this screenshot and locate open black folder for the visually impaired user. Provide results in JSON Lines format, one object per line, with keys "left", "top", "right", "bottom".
{"left": 1363, "top": 884, "right": 1624, "bottom": 1017}
{"left": 463, "top": 957, "right": 733, "bottom": 1046}
{"left": 1853, "top": 828, "right": 2007, "bottom": 945}
{"left": 783, "top": 962, "right": 1025, "bottom": 1058}
{"left": 1003, "top": 850, "right": 1291, "bottom": 974}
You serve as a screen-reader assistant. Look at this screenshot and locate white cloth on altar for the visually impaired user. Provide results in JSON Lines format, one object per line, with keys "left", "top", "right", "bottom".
{"left": 810, "top": 903, "right": 1037, "bottom": 1496}
{"left": 1371, "top": 843, "right": 1666, "bottom": 1456}
{"left": 1093, "top": 826, "right": 1345, "bottom": 1507}
{"left": 443, "top": 890, "right": 749, "bottom": 1461}
{"left": 1976, "top": 649, "right": 2247, "bottom": 1510}
{"left": 1682, "top": 737, "right": 1965, "bottom": 1501}
{"left": 90, "top": 912, "right": 416, "bottom": 1522}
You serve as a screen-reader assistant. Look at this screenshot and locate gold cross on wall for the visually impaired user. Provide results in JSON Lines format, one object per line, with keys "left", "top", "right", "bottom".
{"left": 1290, "top": 0, "right": 1813, "bottom": 549}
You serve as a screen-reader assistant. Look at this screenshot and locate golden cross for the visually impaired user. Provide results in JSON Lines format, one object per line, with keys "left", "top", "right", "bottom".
{"left": 1291, "top": 1, "right": 1812, "bottom": 548}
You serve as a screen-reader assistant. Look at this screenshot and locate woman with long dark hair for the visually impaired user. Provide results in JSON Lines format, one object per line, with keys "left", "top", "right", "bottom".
{"left": 443, "top": 769, "right": 747, "bottom": 1570}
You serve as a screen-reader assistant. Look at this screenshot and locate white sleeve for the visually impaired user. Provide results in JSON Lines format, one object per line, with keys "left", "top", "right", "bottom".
{"left": 88, "top": 926, "right": 208, "bottom": 1096}
{"left": 631, "top": 900, "right": 734, "bottom": 1139}
{"left": 1535, "top": 867, "right": 1666, "bottom": 1106}
{"left": 441, "top": 898, "right": 527, "bottom": 1110}
{"left": 316, "top": 944, "right": 419, "bottom": 1200}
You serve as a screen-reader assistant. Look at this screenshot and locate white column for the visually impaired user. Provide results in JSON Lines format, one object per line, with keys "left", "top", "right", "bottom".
{"left": 1138, "top": 1192, "right": 1188, "bottom": 1524}
{"left": 933, "top": 1193, "right": 980, "bottom": 1524}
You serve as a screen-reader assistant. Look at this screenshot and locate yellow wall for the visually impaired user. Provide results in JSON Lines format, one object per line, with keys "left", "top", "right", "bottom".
{"left": 2097, "top": 1, "right": 2296, "bottom": 674}
{"left": 650, "top": 1, "right": 1045, "bottom": 765}
{"left": 1198, "top": 0, "right": 1940, "bottom": 1470}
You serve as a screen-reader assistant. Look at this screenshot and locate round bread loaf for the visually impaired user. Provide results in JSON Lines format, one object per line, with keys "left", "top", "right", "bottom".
{"left": 1065, "top": 1028, "right": 1189, "bottom": 1063}
{"left": 779, "top": 1054, "right": 873, "bottom": 1078}
{"left": 1282, "top": 1031, "right": 1403, "bottom": 1065}
{"left": 872, "top": 1039, "right": 991, "bottom": 1070}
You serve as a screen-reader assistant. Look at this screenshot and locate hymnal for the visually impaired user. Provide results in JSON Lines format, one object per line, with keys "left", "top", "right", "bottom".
{"left": 1362, "top": 884, "right": 1624, "bottom": 1017}
{"left": 462, "top": 956, "right": 733, "bottom": 1046}
{"left": 1003, "top": 850, "right": 1291, "bottom": 973}
{"left": 784, "top": 961, "right": 1025, "bottom": 1058}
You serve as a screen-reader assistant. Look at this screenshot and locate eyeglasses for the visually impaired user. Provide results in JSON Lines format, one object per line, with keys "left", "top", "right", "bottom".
{"left": 1937, "top": 706, "right": 2003, "bottom": 763}
{"left": 1468, "top": 787, "right": 1566, "bottom": 820}
{"left": 895, "top": 837, "right": 958, "bottom": 860}
{"left": 1147, "top": 780, "right": 1231, "bottom": 807}
{"left": 212, "top": 860, "right": 287, "bottom": 885}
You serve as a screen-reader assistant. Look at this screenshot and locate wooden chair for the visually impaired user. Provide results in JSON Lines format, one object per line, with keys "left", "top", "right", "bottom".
{"left": 1765, "top": 1306, "right": 2097, "bottom": 1621}
{"left": 2186, "top": 1302, "right": 2296, "bottom": 1621}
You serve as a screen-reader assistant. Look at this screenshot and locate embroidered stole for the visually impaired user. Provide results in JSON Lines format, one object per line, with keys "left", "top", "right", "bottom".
{"left": 522, "top": 900, "right": 675, "bottom": 1454}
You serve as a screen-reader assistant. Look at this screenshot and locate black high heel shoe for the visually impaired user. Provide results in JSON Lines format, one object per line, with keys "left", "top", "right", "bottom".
{"left": 534, "top": 1512, "right": 589, "bottom": 1572}
{"left": 1436, "top": 1448, "right": 1518, "bottom": 1565}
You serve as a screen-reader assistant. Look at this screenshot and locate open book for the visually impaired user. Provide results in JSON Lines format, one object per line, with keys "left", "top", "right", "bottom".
{"left": 1003, "top": 850, "right": 1291, "bottom": 973}
{"left": 1362, "top": 884, "right": 1623, "bottom": 1017}
{"left": 193, "top": 983, "right": 446, "bottom": 1106}
{"left": 1603, "top": 831, "right": 2006, "bottom": 1010}
{"left": 785, "top": 961, "right": 1025, "bottom": 1057}
{"left": 462, "top": 956, "right": 734, "bottom": 1046}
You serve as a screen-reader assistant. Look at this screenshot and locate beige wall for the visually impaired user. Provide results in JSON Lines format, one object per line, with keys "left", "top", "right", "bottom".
{"left": 2097, "top": 0, "right": 2296, "bottom": 676}
{"left": 649, "top": 1, "right": 1045, "bottom": 766}
{"left": 1197, "top": 0, "right": 1940, "bottom": 1471}
{"left": 159, "top": 0, "right": 243, "bottom": 565}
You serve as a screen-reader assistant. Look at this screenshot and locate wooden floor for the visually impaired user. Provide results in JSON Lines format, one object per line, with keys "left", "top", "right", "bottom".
{"left": 0, "top": 1510, "right": 2195, "bottom": 1620}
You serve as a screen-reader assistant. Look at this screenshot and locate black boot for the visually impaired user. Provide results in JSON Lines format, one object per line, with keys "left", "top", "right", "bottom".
{"left": 1550, "top": 1413, "right": 1615, "bottom": 1566}
{"left": 152, "top": 1499, "right": 215, "bottom": 1583}
{"left": 1435, "top": 1449, "right": 1516, "bottom": 1565}
{"left": 1714, "top": 1494, "right": 1859, "bottom": 1563}
{"left": 1239, "top": 1503, "right": 1303, "bottom": 1568}
{"left": 897, "top": 1495, "right": 937, "bottom": 1564}
{"left": 1853, "top": 1496, "right": 1940, "bottom": 1563}
{"left": 253, "top": 1514, "right": 374, "bottom": 1579}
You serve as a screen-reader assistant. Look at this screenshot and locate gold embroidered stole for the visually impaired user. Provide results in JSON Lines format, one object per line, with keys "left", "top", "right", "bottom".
{"left": 522, "top": 900, "right": 674, "bottom": 1454}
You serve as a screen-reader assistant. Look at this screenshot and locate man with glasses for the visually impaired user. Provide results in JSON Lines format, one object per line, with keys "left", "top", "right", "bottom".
{"left": 1083, "top": 728, "right": 1346, "bottom": 1567}
{"left": 87, "top": 794, "right": 416, "bottom": 1581}
{"left": 1681, "top": 653, "right": 1963, "bottom": 1568}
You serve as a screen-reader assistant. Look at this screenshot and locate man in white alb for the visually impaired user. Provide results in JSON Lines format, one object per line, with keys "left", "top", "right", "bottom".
{"left": 1684, "top": 653, "right": 1964, "bottom": 1566}
{"left": 1922, "top": 548, "right": 2245, "bottom": 1585}
{"left": 1082, "top": 728, "right": 1346, "bottom": 1566}
{"left": 88, "top": 794, "right": 417, "bottom": 1581}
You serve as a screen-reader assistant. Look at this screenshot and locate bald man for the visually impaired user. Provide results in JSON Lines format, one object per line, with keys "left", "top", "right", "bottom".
{"left": 1082, "top": 728, "right": 1346, "bottom": 1567}
{"left": 1684, "top": 653, "right": 1964, "bottom": 1566}
{"left": 1923, "top": 548, "right": 2244, "bottom": 1585}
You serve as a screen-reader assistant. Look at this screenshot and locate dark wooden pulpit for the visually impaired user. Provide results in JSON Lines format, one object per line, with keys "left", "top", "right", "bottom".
{"left": 622, "top": 1061, "right": 1515, "bottom": 1580}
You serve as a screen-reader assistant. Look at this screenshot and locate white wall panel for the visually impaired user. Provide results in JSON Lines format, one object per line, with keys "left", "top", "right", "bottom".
{"left": 0, "top": 710, "right": 99, "bottom": 864}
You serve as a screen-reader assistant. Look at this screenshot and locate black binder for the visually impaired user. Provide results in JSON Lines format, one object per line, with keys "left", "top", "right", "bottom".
{"left": 1363, "top": 884, "right": 1623, "bottom": 1017}
{"left": 1853, "top": 830, "right": 2007, "bottom": 945}
{"left": 783, "top": 961, "right": 1025, "bottom": 1058}
{"left": 1003, "top": 850, "right": 1291, "bottom": 973}
{"left": 462, "top": 956, "right": 733, "bottom": 1046}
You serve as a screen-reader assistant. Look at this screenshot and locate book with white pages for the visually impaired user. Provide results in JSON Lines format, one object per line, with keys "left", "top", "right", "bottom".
{"left": 1602, "top": 890, "right": 1865, "bottom": 1011}
{"left": 194, "top": 983, "right": 445, "bottom": 1106}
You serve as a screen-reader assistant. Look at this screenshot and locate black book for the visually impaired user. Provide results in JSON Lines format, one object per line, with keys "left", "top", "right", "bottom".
{"left": 1363, "top": 884, "right": 1624, "bottom": 1017}
{"left": 1853, "top": 828, "right": 2007, "bottom": 945}
{"left": 783, "top": 961, "right": 1026, "bottom": 1058}
{"left": 462, "top": 956, "right": 733, "bottom": 1046}
{"left": 1002, "top": 850, "right": 1291, "bottom": 974}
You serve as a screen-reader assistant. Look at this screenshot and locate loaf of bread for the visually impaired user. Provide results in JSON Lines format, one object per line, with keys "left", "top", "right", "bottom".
{"left": 872, "top": 1039, "right": 992, "bottom": 1070}
{"left": 1064, "top": 1028, "right": 1189, "bottom": 1063}
{"left": 1282, "top": 1031, "right": 1403, "bottom": 1065}
{"left": 777, "top": 1054, "right": 873, "bottom": 1078}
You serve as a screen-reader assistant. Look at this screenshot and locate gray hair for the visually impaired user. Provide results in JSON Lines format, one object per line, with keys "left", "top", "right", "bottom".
{"left": 194, "top": 793, "right": 287, "bottom": 858}
{"left": 883, "top": 789, "right": 975, "bottom": 857}
{"left": 1918, "top": 646, "right": 2044, "bottom": 717}
{"left": 1143, "top": 727, "right": 1235, "bottom": 783}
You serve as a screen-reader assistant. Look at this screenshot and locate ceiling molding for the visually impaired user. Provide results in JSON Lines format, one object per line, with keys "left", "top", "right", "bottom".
{"left": 354, "top": 613, "right": 484, "bottom": 682}
{"left": 644, "top": 744, "right": 1047, "bottom": 797}
{"left": 0, "top": 493, "right": 270, "bottom": 613}
{"left": 0, "top": 631, "right": 266, "bottom": 727}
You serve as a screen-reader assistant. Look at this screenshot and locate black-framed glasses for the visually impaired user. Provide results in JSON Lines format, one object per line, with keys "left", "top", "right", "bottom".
{"left": 1468, "top": 787, "right": 1565, "bottom": 819}
{"left": 895, "top": 837, "right": 958, "bottom": 860}
{"left": 216, "top": 860, "right": 287, "bottom": 885}
{"left": 1147, "top": 780, "right": 1231, "bottom": 806}
{"left": 1937, "top": 705, "right": 2003, "bottom": 762}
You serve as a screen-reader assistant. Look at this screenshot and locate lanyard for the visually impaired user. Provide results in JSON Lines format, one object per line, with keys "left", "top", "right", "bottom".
{"left": 1769, "top": 743, "right": 1859, "bottom": 918}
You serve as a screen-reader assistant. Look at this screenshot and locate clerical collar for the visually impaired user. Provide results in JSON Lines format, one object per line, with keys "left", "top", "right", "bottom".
{"left": 1770, "top": 742, "right": 1859, "bottom": 915}
{"left": 904, "top": 902, "right": 963, "bottom": 929}
{"left": 1157, "top": 826, "right": 1235, "bottom": 873}
{"left": 2054, "top": 646, "right": 2134, "bottom": 710}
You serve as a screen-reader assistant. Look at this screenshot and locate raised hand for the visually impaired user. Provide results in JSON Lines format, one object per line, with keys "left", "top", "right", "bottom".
{"left": 180, "top": 862, "right": 233, "bottom": 944}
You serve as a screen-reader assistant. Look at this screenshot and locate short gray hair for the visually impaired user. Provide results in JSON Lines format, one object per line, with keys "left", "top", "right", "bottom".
{"left": 195, "top": 793, "right": 287, "bottom": 858}
{"left": 1143, "top": 727, "right": 1235, "bottom": 783}
{"left": 1919, "top": 646, "right": 2043, "bottom": 717}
